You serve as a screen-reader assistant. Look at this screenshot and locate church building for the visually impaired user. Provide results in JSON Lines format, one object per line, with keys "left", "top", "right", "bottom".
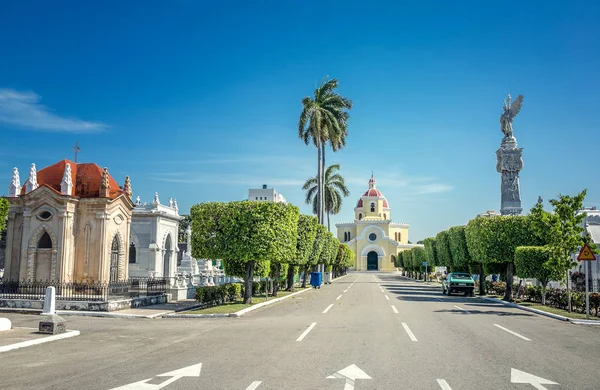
{"left": 336, "top": 175, "right": 422, "bottom": 271}
{"left": 3, "top": 160, "right": 134, "bottom": 283}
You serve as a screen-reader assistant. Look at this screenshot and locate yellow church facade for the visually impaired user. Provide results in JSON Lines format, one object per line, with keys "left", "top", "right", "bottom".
{"left": 336, "top": 176, "right": 422, "bottom": 271}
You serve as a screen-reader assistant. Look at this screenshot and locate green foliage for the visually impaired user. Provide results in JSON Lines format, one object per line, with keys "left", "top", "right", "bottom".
{"left": 435, "top": 231, "right": 453, "bottom": 268}
{"left": 344, "top": 247, "right": 355, "bottom": 268}
{"left": 177, "top": 214, "right": 192, "bottom": 243}
{"left": 293, "top": 215, "right": 319, "bottom": 266}
{"left": 302, "top": 164, "right": 350, "bottom": 225}
{"left": 308, "top": 224, "right": 328, "bottom": 266}
{"left": 0, "top": 198, "right": 8, "bottom": 237}
{"left": 448, "top": 226, "right": 472, "bottom": 271}
{"left": 514, "top": 246, "right": 553, "bottom": 284}
{"left": 423, "top": 238, "right": 438, "bottom": 266}
{"left": 411, "top": 247, "right": 427, "bottom": 272}
{"left": 402, "top": 250, "right": 413, "bottom": 271}
{"left": 195, "top": 285, "right": 227, "bottom": 305}
{"left": 225, "top": 283, "right": 242, "bottom": 302}
{"left": 532, "top": 191, "right": 588, "bottom": 283}
{"left": 319, "top": 232, "right": 336, "bottom": 264}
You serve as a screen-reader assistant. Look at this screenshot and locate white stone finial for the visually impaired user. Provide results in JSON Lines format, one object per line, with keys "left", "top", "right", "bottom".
{"left": 135, "top": 196, "right": 141, "bottom": 206}
{"left": 25, "top": 163, "right": 38, "bottom": 193}
{"left": 173, "top": 199, "right": 178, "bottom": 212}
{"left": 168, "top": 197, "right": 174, "bottom": 207}
{"left": 61, "top": 163, "right": 73, "bottom": 195}
{"left": 8, "top": 167, "right": 21, "bottom": 197}
{"left": 153, "top": 192, "right": 160, "bottom": 205}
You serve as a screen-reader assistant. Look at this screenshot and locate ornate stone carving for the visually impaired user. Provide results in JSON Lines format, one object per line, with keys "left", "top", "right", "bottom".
{"left": 168, "top": 198, "right": 174, "bottom": 208}
{"left": 496, "top": 94, "right": 525, "bottom": 216}
{"left": 60, "top": 163, "right": 73, "bottom": 195}
{"left": 123, "top": 176, "right": 132, "bottom": 199}
{"left": 25, "top": 163, "right": 38, "bottom": 193}
{"left": 8, "top": 167, "right": 20, "bottom": 197}
{"left": 173, "top": 199, "right": 178, "bottom": 213}
{"left": 99, "top": 167, "right": 110, "bottom": 197}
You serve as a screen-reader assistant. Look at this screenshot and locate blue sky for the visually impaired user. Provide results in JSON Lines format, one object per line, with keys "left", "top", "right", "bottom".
{"left": 1, "top": 1, "right": 599, "bottom": 241}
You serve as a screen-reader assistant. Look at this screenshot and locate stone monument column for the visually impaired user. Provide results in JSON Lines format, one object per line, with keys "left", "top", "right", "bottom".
{"left": 496, "top": 94, "right": 525, "bottom": 216}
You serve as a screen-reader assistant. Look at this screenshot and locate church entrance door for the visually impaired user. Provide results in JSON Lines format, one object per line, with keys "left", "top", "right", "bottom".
{"left": 367, "top": 251, "right": 378, "bottom": 271}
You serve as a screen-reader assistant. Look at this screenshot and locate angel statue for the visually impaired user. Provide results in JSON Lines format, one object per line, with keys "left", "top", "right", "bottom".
{"left": 500, "top": 94, "right": 524, "bottom": 138}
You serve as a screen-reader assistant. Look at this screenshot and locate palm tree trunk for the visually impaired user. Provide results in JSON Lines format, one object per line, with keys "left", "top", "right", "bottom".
{"left": 327, "top": 212, "right": 330, "bottom": 232}
{"left": 321, "top": 142, "right": 326, "bottom": 227}
{"left": 317, "top": 143, "right": 322, "bottom": 224}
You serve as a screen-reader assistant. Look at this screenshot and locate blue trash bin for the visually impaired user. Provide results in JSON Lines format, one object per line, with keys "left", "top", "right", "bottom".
{"left": 310, "top": 272, "right": 322, "bottom": 289}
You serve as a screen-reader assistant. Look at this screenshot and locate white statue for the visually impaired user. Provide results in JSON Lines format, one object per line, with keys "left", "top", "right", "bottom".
{"left": 153, "top": 192, "right": 160, "bottom": 205}
{"left": 25, "top": 163, "right": 38, "bottom": 193}
{"left": 61, "top": 163, "right": 73, "bottom": 195}
{"left": 135, "top": 196, "right": 141, "bottom": 206}
{"left": 500, "top": 94, "right": 524, "bottom": 139}
{"left": 168, "top": 197, "right": 174, "bottom": 207}
{"left": 8, "top": 167, "right": 21, "bottom": 197}
{"left": 173, "top": 199, "right": 179, "bottom": 212}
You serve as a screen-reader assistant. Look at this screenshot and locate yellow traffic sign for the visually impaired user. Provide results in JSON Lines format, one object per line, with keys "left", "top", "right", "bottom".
{"left": 577, "top": 244, "right": 597, "bottom": 261}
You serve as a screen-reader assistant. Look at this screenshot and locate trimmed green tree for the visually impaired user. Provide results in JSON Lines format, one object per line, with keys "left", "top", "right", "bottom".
{"left": 303, "top": 224, "right": 327, "bottom": 287}
{"left": 423, "top": 238, "right": 438, "bottom": 267}
{"left": 465, "top": 215, "right": 539, "bottom": 301}
{"left": 190, "top": 201, "right": 299, "bottom": 304}
{"left": 435, "top": 231, "right": 453, "bottom": 270}
{"left": 514, "top": 246, "right": 553, "bottom": 305}
{"left": 287, "top": 214, "right": 319, "bottom": 291}
{"left": 448, "top": 226, "right": 472, "bottom": 273}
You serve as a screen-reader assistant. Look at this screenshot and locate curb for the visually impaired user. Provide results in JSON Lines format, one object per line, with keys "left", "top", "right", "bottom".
{"left": 0, "top": 329, "right": 80, "bottom": 353}
{"left": 481, "top": 297, "right": 600, "bottom": 324}
{"left": 55, "top": 310, "right": 172, "bottom": 319}
{"left": 232, "top": 286, "right": 312, "bottom": 317}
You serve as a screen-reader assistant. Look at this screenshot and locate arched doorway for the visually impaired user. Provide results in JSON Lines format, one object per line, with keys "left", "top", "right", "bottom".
{"left": 110, "top": 236, "right": 120, "bottom": 282}
{"left": 163, "top": 234, "right": 172, "bottom": 277}
{"left": 35, "top": 232, "right": 53, "bottom": 280}
{"left": 367, "top": 251, "right": 378, "bottom": 271}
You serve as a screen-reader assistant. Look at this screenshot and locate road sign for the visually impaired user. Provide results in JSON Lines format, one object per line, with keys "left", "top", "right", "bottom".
{"left": 422, "top": 262, "right": 427, "bottom": 266}
{"left": 327, "top": 364, "right": 371, "bottom": 389}
{"left": 577, "top": 244, "right": 596, "bottom": 261}
{"left": 511, "top": 368, "right": 558, "bottom": 389}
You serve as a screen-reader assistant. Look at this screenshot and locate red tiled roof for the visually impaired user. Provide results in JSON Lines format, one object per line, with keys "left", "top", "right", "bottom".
{"left": 356, "top": 199, "right": 363, "bottom": 208}
{"left": 362, "top": 189, "right": 383, "bottom": 197}
{"left": 21, "top": 159, "right": 124, "bottom": 199}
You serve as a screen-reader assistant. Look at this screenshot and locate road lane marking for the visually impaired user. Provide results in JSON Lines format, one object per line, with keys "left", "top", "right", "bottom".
{"left": 402, "top": 323, "right": 418, "bottom": 341}
{"left": 437, "top": 379, "right": 452, "bottom": 390}
{"left": 453, "top": 305, "right": 469, "bottom": 313}
{"left": 336, "top": 294, "right": 343, "bottom": 300}
{"left": 296, "top": 322, "right": 318, "bottom": 341}
{"left": 391, "top": 305, "right": 398, "bottom": 314}
{"left": 385, "top": 295, "right": 390, "bottom": 300}
{"left": 323, "top": 304, "right": 334, "bottom": 314}
{"left": 344, "top": 289, "right": 348, "bottom": 293}
{"left": 493, "top": 324, "right": 531, "bottom": 341}
{"left": 245, "top": 381, "right": 262, "bottom": 390}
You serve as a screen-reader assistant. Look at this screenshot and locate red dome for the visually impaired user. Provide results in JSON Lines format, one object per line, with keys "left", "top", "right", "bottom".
{"left": 356, "top": 199, "right": 363, "bottom": 208}
{"left": 20, "top": 159, "right": 124, "bottom": 199}
{"left": 383, "top": 199, "right": 389, "bottom": 208}
{"left": 363, "top": 189, "right": 384, "bottom": 197}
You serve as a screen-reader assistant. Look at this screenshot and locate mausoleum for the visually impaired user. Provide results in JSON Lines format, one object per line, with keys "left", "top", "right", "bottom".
{"left": 3, "top": 160, "right": 134, "bottom": 283}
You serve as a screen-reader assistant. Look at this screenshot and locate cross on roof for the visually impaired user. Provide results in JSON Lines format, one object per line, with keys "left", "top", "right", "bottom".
{"left": 72, "top": 141, "right": 81, "bottom": 163}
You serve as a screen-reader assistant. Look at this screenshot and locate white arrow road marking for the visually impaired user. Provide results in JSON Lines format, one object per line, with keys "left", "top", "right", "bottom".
{"left": 391, "top": 305, "right": 398, "bottom": 314}
{"left": 245, "top": 381, "right": 262, "bottom": 390}
{"left": 511, "top": 368, "right": 558, "bottom": 389}
{"left": 384, "top": 295, "right": 389, "bottom": 300}
{"left": 453, "top": 305, "right": 469, "bottom": 313}
{"left": 437, "top": 379, "right": 452, "bottom": 390}
{"left": 494, "top": 324, "right": 531, "bottom": 341}
{"left": 402, "top": 323, "right": 418, "bottom": 341}
{"left": 110, "top": 363, "right": 202, "bottom": 389}
{"left": 323, "top": 304, "right": 334, "bottom": 314}
{"left": 296, "top": 322, "right": 317, "bottom": 341}
{"left": 327, "top": 364, "right": 371, "bottom": 390}
{"left": 337, "top": 294, "right": 343, "bottom": 300}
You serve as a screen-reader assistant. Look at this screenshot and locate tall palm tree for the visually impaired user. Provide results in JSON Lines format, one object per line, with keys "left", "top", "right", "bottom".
{"left": 303, "top": 164, "right": 350, "bottom": 231}
{"left": 298, "top": 77, "right": 352, "bottom": 225}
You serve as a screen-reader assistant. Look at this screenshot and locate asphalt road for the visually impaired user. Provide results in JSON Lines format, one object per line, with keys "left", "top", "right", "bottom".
{"left": 1, "top": 272, "right": 599, "bottom": 390}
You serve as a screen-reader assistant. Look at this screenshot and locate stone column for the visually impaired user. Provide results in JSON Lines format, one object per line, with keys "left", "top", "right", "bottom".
{"left": 496, "top": 136, "right": 524, "bottom": 216}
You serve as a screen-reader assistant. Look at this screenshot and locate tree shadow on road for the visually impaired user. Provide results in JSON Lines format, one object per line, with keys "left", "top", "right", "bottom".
{"left": 434, "top": 308, "right": 535, "bottom": 317}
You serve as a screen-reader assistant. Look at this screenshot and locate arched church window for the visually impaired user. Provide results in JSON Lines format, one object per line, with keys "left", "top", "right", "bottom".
{"left": 370, "top": 203, "right": 375, "bottom": 212}
{"left": 397, "top": 232, "right": 402, "bottom": 242}
{"left": 384, "top": 213, "right": 387, "bottom": 220}
{"left": 348, "top": 232, "right": 351, "bottom": 240}
{"left": 129, "top": 242, "right": 136, "bottom": 264}
{"left": 358, "top": 213, "right": 362, "bottom": 220}
{"left": 38, "top": 232, "right": 52, "bottom": 249}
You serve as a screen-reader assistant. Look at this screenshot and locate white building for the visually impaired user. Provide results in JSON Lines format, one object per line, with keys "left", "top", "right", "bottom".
{"left": 128, "top": 193, "right": 182, "bottom": 279}
{"left": 570, "top": 207, "right": 600, "bottom": 290}
{"left": 248, "top": 184, "right": 287, "bottom": 203}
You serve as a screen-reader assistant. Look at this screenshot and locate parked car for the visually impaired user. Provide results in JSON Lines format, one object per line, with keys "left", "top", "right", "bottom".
{"left": 442, "top": 273, "right": 475, "bottom": 296}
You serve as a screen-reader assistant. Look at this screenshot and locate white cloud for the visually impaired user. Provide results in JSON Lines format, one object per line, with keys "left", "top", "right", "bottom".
{"left": 0, "top": 88, "right": 107, "bottom": 133}
{"left": 150, "top": 172, "right": 305, "bottom": 187}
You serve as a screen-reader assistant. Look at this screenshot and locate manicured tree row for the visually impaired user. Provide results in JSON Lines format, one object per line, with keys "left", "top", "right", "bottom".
{"left": 302, "top": 224, "right": 328, "bottom": 287}
{"left": 514, "top": 246, "right": 552, "bottom": 305}
{"left": 287, "top": 214, "right": 319, "bottom": 292}
{"left": 423, "top": 237, "right": 438, "bottom": 268}
{"left": 191, "top": 201, "right": 299, "bottom": 304}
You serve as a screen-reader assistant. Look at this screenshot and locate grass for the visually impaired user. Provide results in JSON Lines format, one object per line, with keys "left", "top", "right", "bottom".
{"left": 183, "top": 288, "right": 307, "bottom": 315}
{"left": 518, "top": 301, "right": 600, "bottom": 321}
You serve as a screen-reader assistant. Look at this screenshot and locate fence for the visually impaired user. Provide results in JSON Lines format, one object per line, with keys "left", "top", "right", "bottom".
{"left": 0, "top": 278, "right": 169, "bottom": 302}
